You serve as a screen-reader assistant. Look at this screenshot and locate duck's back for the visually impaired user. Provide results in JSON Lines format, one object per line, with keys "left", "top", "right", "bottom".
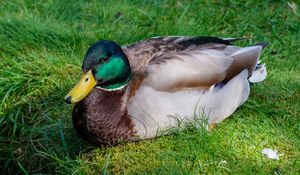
{"left": 123, "top": 36, "right": 262, "bottom": 91}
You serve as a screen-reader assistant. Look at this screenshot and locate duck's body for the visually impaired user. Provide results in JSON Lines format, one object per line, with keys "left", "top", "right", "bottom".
{"left": 65, "top": 36, "right": 267, "bottom": 145}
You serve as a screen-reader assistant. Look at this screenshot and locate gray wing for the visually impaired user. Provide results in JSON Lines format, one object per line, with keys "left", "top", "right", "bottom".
{"left": 122, "top": 36, "right": 231, "bottom": 73}
{"left": 123, "top": 36, "right": 262, "bottom": 91}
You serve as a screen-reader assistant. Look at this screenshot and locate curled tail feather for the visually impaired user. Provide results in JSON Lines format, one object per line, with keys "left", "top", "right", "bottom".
{"left": 249, "top": 63, "right": 267, "bottom": 83}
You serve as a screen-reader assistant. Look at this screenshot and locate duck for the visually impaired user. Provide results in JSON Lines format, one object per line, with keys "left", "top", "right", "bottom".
{"left": 64, "top": 36, "right": 267, "bottom": 145}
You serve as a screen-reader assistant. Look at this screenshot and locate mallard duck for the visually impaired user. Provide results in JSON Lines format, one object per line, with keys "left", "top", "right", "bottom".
{"left": 64, "top": 36, "right": 267, "bottom": 145}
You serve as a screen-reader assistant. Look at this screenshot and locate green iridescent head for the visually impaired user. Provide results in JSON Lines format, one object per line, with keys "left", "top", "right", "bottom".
{"left": 83, "top": 40, "right": 132, "bottom": 89}
{"left": 64, "top": 40, "right": 132, "bottom": 103}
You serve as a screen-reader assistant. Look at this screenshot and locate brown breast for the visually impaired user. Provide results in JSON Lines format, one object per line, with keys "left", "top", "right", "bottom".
{"left": 72, "top": 87, "right": 137, "bottom": 145}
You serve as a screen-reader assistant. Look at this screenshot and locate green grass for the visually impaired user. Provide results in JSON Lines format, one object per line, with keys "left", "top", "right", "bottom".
{"left": 0, "top": 0, "right": 299, "bottom": 174}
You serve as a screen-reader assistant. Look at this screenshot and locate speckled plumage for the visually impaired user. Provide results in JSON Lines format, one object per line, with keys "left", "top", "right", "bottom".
{"left": 72, "top": 86, "right": 137, "bottom": 145}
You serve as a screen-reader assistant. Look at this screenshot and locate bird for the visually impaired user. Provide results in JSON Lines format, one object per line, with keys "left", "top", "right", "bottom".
{"left": 64, "top": 36, "right": 267, "bottom": 145}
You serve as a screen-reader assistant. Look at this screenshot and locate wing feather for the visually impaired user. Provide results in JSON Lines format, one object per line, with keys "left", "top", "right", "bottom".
{"left": 123, "top": 36, "right": 262, "bottom": 92}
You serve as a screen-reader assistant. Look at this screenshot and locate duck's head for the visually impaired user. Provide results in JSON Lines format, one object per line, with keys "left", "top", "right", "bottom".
{"left": 64, "top": 40, "right": 132, "bottom": 103}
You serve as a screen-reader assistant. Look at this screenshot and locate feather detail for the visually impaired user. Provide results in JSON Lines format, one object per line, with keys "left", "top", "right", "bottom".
{"left": 249, "top": 63, "right": 267, "bottom": 83}
{"left": 122, "top": 36, "right": 232, "bottom": 74}
{"left": 123, "top": 36, "right": 264, "bottom": 91}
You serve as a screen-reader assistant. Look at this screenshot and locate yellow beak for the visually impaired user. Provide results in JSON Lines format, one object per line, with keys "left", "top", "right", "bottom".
{"left": 64, "top": 70, "right": 97, "bottom": 103}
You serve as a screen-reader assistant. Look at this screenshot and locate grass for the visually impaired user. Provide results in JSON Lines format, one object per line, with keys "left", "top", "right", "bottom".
{"left": 0, "top": 0, "right": 299, "bottom": 174}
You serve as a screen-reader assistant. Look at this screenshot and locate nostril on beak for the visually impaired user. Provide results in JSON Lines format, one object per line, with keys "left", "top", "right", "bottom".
{"left": 65, "top": 96, "right": 72, "bottom": 104}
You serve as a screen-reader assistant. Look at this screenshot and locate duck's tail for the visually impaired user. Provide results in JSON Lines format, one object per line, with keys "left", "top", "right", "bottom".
{"left": 248, "top": 42, "right": 268, "bottom": 83}
{"left": 223, "top": 38, "right": 268, "bottom": 83}
{"left": 249, "top": 61, "right": 267, "bottom": 83}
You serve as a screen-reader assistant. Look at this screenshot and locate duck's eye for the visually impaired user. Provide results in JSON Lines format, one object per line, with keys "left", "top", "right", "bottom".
{"left": 102, "top": 56, "right": 109, "bottom": 63}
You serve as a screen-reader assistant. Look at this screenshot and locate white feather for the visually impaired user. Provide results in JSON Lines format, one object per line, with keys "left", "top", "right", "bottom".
{"left": 261, "top": 148, "right": 283, "bottom": 160}
{"left": 249, "top": 64, "right": 267, "bottom": 83}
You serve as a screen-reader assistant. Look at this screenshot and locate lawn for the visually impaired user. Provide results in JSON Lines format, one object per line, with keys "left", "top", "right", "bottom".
{"left": 0, "top": 0, "right": 299, "bottom": 174}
